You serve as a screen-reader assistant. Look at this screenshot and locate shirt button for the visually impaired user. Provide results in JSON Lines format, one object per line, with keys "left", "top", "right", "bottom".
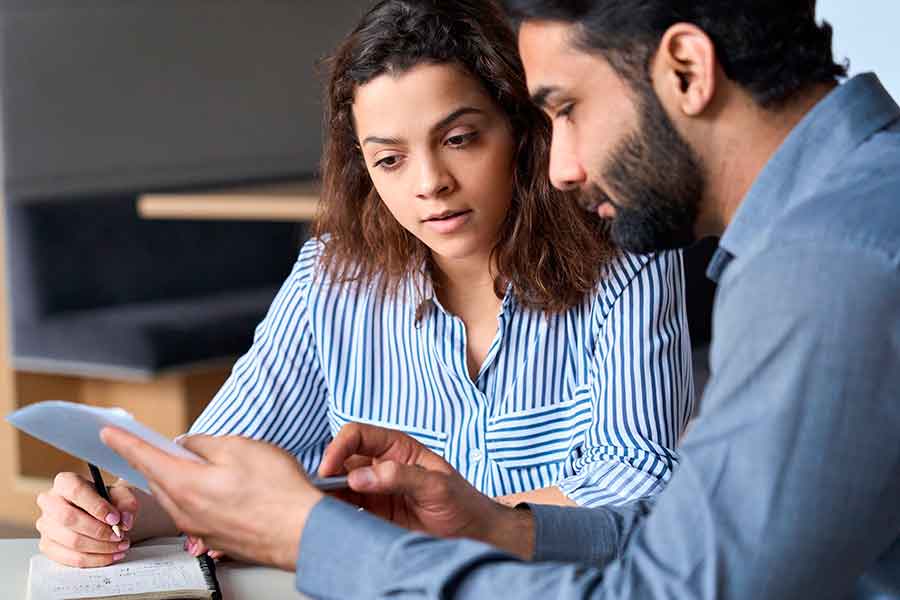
{"left": 470, "top": 448, "right": 484, "bottom": 462}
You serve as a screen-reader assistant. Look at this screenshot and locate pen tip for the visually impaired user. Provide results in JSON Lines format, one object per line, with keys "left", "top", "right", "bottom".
{"left": 112, "top": 524, "right": 122, "bottom": 538}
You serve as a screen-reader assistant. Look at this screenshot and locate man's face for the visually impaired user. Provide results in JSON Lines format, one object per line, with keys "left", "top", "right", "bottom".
{"left": 518, "top": 21, "right": 704, "bottom": 254}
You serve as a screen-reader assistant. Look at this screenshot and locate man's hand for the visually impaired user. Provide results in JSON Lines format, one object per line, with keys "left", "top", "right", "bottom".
{"left": 320, "top": 423, "right": 535, "bottom": 559}
{"left": 100, "top": 428, "right": 324, "bottom": 571}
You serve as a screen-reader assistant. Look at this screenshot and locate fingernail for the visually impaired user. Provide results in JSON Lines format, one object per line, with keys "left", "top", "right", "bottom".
{"left": 118, "top": 541, "right": 130, "bottom": 551}
{"left": 113, "top": 552, "right": 126, "bottom": 561}
{"left": 349, "top": 467, "right": 376, "bottom": 489}
{"left": 122, "top": 512, "right": 134, "bottom": 530}
{"left": 105, "top": 513, "right": 120, "bottom": 525}
{"left": 174, "top": 434, "right": 187, "bottom": 445}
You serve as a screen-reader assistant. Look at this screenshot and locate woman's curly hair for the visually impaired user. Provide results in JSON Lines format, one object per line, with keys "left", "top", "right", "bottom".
{"left": 313, "top": 0, "right": 614, "bottom": 313}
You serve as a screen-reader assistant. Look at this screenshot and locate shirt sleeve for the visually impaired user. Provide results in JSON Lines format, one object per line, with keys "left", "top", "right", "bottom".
{"left": 295, "top": 241, "right": 900, "bottom": 599}
{"left": 557, "top": 250, "right": 693, "bottom": 507}
{"left": 189, "top": 239, "right": 331, "bottom": 474}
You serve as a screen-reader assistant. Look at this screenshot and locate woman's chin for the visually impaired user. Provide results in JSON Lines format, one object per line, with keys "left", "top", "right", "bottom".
{"left": 426, "top": 237, "right": 491, "bottom": 265}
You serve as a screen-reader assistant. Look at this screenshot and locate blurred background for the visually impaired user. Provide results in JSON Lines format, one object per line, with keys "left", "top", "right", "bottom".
{"left": 821, "top": 0, "right": 900, "bottom": 99}
{"left": 0, "top": 1, "right": 896, "bottom": 537}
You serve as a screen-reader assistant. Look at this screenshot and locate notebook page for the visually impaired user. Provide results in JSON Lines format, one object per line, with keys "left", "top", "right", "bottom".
{"left": 28, "top": 545, "right": 209, "bottom": 600}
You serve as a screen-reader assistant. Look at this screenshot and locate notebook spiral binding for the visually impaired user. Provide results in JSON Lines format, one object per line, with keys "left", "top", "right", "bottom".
{"left": 197, "top": 554, "right": 223, "bottom": 600}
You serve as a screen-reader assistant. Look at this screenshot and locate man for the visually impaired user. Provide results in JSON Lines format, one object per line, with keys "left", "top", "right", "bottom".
{"left": 103, "top": 1, "right": 900, "bottom": 598}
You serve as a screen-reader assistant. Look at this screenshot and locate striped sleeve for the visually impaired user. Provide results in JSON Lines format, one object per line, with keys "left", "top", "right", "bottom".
{"left": 189, "top": 239, "right": 332, "bottom": 474}
{"left": 557, "top": 250, "right": 694, "bottom": 507}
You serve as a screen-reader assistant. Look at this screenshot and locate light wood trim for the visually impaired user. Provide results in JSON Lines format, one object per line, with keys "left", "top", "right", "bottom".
{"left": 138, "top": 180, "right": 320, "bottom": 222}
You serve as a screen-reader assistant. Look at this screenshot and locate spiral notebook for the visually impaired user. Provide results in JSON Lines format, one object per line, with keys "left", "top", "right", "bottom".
{"left": 26, "top": 542, "right": 221, "bottom": 600}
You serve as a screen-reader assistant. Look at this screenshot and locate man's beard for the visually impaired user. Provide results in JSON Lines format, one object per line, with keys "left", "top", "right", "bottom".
{"left": 578, "top": 83, "right": 704, "bottom": 255}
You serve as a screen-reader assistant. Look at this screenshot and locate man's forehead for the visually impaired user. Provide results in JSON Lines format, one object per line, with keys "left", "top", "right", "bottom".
{"left": 517, "top": 20, "right": 577, "bottom": 67}
{"left": 517, "top": 20, "right": 597, "bottom": 100}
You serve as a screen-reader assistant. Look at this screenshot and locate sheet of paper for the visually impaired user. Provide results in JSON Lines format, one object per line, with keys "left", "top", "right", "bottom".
{"left": 7, "top": 399, "right": 343, "bottom": 493}
{"left": 6, "top": 401, "right": 201, "bottom": 492}
{"left": 28, "top": 544, "right": 209, "bottom": 600}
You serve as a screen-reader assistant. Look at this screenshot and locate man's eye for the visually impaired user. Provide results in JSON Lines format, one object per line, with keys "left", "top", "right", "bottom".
{"left": 446, "top": 132, "right": 478, "bottom": 147}
{"left": 556, "top": 103, "right": 575, "bottom": 120}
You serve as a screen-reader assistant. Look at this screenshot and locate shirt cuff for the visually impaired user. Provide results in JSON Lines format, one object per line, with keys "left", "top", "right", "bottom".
{"left": 528, "top": 502, "right": 628, "bottom": 567}
{"left": 296, "top": 496, "right": 409, "bottom": 599}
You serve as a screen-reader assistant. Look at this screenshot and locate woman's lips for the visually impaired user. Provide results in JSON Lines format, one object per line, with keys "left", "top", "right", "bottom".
{"left": 423, "top": 209, "right": 472, "bottom": 234}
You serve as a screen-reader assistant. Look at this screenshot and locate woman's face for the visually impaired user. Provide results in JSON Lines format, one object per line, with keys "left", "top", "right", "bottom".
{"left": 353, "top": 62, "right": 516, "bottom": 266}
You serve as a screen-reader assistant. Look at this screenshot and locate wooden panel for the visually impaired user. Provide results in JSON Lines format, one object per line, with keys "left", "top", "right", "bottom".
{"left": 181, "top": 369, "right": 232, "bottom": 426}
{"left": 0, "top": 364, "right": 231, "bottom": 526}
{"left": 15, "top": 373, "right": 85, "bottom": 480}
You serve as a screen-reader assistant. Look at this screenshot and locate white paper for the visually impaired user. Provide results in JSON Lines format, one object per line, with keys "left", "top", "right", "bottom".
{"left": 27, "top": 544, "right": 209, "bottom": 600}
{"left": 6, "top": 401, "right": 202, "bottom": 492}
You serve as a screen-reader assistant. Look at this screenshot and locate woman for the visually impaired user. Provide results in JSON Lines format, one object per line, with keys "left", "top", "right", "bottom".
{"left": 35, "top": 0, "right": 693, "bottom": 567}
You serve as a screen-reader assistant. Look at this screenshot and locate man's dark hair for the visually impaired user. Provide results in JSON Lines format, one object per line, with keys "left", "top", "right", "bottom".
{"left": 503, "top": 0, "right": 848, "bottom": 108}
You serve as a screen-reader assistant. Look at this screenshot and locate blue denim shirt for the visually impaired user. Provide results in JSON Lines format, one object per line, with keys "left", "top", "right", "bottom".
{"left": 295, "top": 73, "right": 900, "bottom": 600}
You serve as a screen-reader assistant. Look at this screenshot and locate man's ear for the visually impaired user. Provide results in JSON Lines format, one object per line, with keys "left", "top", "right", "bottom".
{"left": 650, "top": 23, "right": 717, "bottom": 117}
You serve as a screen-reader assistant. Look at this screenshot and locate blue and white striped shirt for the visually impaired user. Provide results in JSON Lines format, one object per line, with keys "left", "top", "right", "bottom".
{"left": 190, "top": 238, "right": 693, "bottom": 507}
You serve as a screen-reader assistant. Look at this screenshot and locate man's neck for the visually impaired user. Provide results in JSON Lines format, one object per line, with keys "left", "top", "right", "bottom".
{"left": 698, "top": 82, "right": 837, "bottom": 237}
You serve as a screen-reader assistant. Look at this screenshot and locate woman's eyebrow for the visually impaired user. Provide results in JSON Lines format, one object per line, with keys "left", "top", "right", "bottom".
{"left": 430, "top": 106, "right": 485, "bottom": 133}
{"left": 362, "top": 134, "right": 403, "bottom": 146}
{"left": 361, "top": 106, "right": 485, "bottom": 147}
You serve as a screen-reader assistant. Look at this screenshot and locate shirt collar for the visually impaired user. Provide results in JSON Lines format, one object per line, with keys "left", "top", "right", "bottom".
{"left": 709, "top": 73, "right": 900, "bottom": 282}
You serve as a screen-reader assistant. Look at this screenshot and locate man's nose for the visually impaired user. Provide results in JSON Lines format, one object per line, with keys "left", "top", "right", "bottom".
{"left": 548, "top": 130, "right": 587, "bottom": 191}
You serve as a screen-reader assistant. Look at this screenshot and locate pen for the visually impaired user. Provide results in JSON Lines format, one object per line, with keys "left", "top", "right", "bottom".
{"left": 310, "top": 475, "right": 350, "bottom": 491}
{"left": 88, "top": 463, "right": 122, "bottom": 539}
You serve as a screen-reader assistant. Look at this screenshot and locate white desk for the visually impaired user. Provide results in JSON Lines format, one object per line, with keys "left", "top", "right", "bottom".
{"left": 0, "top": 538, "right": 309, "bottom": 599}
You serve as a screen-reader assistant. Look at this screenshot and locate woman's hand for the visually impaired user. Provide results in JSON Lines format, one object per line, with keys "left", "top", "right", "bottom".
{"left": 36, "top": 472, "right": 139, "bottom": 568}
{"left": 183, "top": 535, "right": 226, "bottom": 560}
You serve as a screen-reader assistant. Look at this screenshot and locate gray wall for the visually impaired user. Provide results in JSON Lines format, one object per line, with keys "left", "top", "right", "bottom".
{"left": 819, "top": 0, "right": 900, "bottom": 100}
{"left": 0, "top": 1, "right": 366, "bottom": 199}
{"left": 6, "top": 1, "right": 888, "bottom": 202}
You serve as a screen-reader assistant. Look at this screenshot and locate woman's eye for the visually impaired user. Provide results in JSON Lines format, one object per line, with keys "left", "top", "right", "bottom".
{"left": 374, "top": 155, "right": 402, "bottom": 170}
{"left": 445, "top": 132, "right": 477, "bottom": 148}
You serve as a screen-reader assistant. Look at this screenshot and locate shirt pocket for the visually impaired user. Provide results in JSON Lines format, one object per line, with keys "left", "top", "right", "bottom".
{"left": 328, "top": 406, "right": 448, "bottom": 457}
{"left": 485, "top": 384, "right": 594, "bottom": 470}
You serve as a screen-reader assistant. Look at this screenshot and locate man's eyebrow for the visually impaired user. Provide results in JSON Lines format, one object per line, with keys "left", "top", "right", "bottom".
{"left": 361, "top": 107, "right": 484, "bottom": 147}
{"left": 530, "top": 85, "right": 559, "bottom": 108}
